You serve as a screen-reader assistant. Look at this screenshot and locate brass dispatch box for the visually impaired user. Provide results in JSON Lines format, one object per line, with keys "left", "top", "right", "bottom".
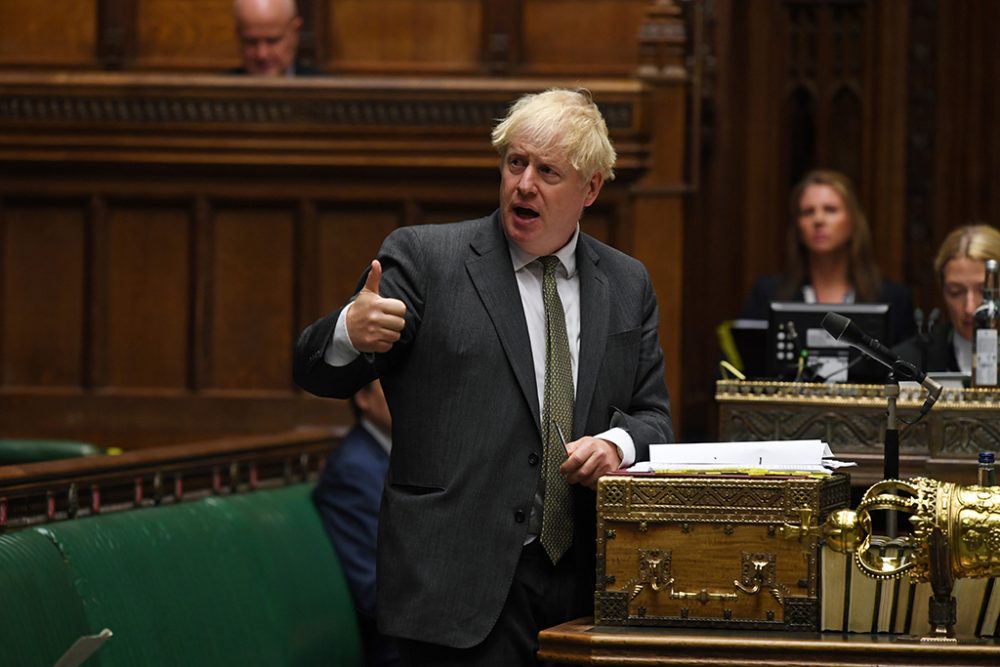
{"left": 595, "top": 473, "right": 851, "bottom": 631}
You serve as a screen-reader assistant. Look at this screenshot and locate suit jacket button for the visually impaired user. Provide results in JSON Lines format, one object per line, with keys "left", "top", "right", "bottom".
{"left": 514, "top": 509, "right": 525, "bottom": 523}
{"left": 528, "top": 453, "right": 539, "bottom": 466}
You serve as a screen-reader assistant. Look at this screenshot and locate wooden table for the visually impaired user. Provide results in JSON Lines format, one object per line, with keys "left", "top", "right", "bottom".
{"left": 537, "top": 618, "right": 1000, "bottom": 666}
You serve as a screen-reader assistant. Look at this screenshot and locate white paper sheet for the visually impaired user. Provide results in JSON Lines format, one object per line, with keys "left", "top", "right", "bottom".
{"left": 629, "top": 440, "right": 856, "bottom": 475}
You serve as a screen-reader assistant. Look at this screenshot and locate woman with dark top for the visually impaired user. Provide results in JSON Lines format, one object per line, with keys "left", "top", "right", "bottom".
{"left": 893, "top": 224, "right": 1000, "bottom": 374}
{"left": 739, "top": 169, "right": 915, "bottom": 346}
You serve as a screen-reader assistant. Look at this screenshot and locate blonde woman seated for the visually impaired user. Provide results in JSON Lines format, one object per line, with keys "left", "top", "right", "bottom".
{"left": 893, "top": 224, "right": 1000, "bottom": 374}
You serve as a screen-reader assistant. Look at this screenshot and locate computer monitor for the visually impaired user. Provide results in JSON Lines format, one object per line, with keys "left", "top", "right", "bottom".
{"left": 767, "top": 302, "right": 891, "bottom": 383}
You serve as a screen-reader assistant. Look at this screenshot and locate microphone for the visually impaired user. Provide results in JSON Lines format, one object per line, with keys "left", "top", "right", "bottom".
{"left": 821, "top": 311, "right": 943, "bottom": 415}
{"left": 913, "top": 307, "right": 924, "bottom": 337}
{"left": 926, "top": 307, "right": 941, "bottom": 332}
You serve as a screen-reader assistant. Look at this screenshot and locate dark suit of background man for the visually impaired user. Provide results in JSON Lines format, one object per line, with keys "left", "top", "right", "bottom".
{"left": 294, "top": 88, "right": 674, "bottom": 666}
{"left": 313, "top": 379, "right": 400, "bottom": 667}
{"left": 231, "top": 0, "right": 321, "bottom": 76}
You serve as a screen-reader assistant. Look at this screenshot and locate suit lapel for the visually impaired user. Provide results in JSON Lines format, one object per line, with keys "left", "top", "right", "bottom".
{"left": 466, "top": 213, "right": 541, "bottom": 431}
{"left": 574, "top": 236, "right": 609, "bottom": 437}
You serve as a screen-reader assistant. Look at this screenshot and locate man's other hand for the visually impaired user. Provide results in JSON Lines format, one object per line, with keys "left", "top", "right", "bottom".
{"left": 560, "top": 437, "right": 622, "bottom": 490}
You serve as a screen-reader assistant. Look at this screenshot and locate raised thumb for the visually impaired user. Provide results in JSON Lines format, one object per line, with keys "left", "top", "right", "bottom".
{"left": 363, "top": 259, "right": 382, "bottom": 295}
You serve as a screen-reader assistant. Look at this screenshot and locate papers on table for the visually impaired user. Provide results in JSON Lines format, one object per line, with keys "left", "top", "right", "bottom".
{"left": 628, "top": 439, "right": 856, "bottom": 476}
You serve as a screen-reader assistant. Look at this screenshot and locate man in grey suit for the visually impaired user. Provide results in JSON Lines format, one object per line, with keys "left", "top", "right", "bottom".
{"left": 293, "top": 88, "right": 673, "bottom": 665}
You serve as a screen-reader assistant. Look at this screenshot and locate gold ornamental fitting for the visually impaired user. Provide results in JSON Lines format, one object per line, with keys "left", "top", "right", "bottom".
{"left": 824, "top": 477, "right": 1000, "bottom": 582}
{"left": 822, "top": 508, "right": 869, "bottom": 553}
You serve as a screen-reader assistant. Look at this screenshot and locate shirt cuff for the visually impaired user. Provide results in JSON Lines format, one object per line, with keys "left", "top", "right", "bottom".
{"left": 323, "top": 303, "right": 362, "bottom": 367}
{"left": 595, "top": 427, "right": 635, "bottom": 469}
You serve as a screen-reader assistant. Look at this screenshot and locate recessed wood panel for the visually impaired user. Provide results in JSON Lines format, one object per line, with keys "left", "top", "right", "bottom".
{"left": 330, "top": 0, "right": 482, "bottom": 72}
{"left": 0, "top": 0, "right": 96, "bottom": 67}
{"left": 105, "top": 206, "right": 192, "bottom": 389}
{"left": 521, "top": 0, "right": 648, "bottom": 74}
{"left": 580, "top": 208, "right": 613, "bottom": 247}
{"left": 315, "top": 208, "right": 399, "bottom": 316}
{"left": 135, "top": 0, "right": 237, "bottom": 70}
{"left": 210, "top": 207, "right": 294, "bottom": 391}
{"left": 2, "top": 206, "right": 85, "bottom": 387}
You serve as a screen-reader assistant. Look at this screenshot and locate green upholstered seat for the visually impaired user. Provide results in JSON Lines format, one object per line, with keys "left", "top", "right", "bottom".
{"left": 0, "top": 439, "right": 104, "bottom": 464}
{"left": 0, "top": 528, "right": 93, "bottom": 667}
{"left": 0, "top": 484, "right": 362, "bottom": 667}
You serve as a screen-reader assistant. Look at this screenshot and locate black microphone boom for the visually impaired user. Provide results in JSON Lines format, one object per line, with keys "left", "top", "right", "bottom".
{"left": 821, "top": 311, "right": 943, "bottom": 415}
{"left": 821, "top": 312, "right": 903, "bottom": 374}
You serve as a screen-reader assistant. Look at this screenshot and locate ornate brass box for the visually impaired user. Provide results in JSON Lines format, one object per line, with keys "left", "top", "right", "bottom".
{"left": 595, "top": 473, "right": 851, "bottom": 631}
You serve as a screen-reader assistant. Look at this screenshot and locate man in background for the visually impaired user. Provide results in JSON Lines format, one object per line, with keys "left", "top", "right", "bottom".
{"left": 232, "top": 0, "right": 321, "bottom": 76}
{"left": 313, "top": 379, "right": 400, "bottom": 667}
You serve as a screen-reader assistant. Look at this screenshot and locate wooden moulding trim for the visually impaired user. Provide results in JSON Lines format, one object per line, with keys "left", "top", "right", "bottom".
{"left": 0, "top": 73, "right": 649, "bottom": 168}
{"left": 0, "top": 426, "right": 346, "bottom": 531}
{"left": 0, "top": 73, "right": 644, "bottom": 132}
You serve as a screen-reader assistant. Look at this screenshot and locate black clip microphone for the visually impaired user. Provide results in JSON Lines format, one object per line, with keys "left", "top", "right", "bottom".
{"left": 821, "top": 311, "right": 943, "bottom": 416}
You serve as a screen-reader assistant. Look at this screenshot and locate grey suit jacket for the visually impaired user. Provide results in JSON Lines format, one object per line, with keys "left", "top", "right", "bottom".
{"left": 293, "top": 211, "right": 673, "bottom": 648}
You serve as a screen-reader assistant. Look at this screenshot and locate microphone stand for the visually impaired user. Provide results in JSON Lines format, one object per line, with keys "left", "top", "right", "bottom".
{"left": 883, "top": 371, "right": 900, "bottom": 538}
{"left": 820, "top": 312, "right": 944, "bottom": 540}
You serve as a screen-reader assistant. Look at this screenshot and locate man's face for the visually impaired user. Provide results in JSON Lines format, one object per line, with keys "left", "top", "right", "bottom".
{"left": 941, "top": 256, "right": 986, "bottom": 341}
{"left": 237, "top": 9, "right": 302, "bottom": 76}
{"left": 499, "top": 138, "right": 602, "bottom": 256}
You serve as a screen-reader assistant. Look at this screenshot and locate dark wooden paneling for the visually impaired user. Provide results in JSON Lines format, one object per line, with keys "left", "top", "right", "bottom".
{"left": 0, "top": 9, "right": 690, "bottom": 443}
{"left": 2, "top": 206, "right": 87, "bottom": 388}
{"left": 0, "top": 0, "right": 662, "bottom": 76}
{"left": 521, "top": 0, "right": 650, "bottom": 76}
{"left": 933, "top": 0, "right": 1000, "bottom": 253}
{"left": 315, "top": 207, "right": 399, "bottom": 314}
{"left": 134, "top": 0, "right": 235, "bottom": 71}
{"left": 210, "top": 206, "right": 295, "bottom": 391}
{"left": 105, "top": 205, "right": 192, "bottom": 389}
{"left": 97, "top": 0, "right": 137, "bottom": 69}
{"left": 327, "top": 0, "right": 483, "bottom": 74}
{"left": 0, "top": 0, "right": 96, "bottom": 69}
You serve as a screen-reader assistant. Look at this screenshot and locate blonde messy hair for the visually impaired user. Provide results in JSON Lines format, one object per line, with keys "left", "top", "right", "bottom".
{"left": 933, "top": 224, "right": 1000, "bottom": 280}
{"left": 490, "top": 88, "right": 616, "bottom": 181}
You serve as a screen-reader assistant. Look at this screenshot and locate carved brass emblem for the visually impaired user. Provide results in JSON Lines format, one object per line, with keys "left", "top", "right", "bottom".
{"left": 629, "top": 548, "right": 786, "bottom": 606}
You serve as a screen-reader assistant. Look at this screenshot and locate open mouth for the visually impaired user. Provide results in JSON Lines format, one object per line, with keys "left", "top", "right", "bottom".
{"left": 515, "top": 206, "right": 540, "bottom": 219}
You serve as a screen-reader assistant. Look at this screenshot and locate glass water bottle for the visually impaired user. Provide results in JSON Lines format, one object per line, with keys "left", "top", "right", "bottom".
{"left": 972, "top": 259, "right": 1000, "bottom": 386}
{"left": 978, "top": 451, "right": 997, "bottom": 486}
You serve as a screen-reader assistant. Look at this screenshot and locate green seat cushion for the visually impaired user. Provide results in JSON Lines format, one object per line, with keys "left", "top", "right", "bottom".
{"left": 0, "top": 439, "right": 103, "bottom": 464}
{"left": 41, "top": 484, "right": 362, "bottom": 667}
{"left": 0, "top": 528, "right": 93, "bottom": 667}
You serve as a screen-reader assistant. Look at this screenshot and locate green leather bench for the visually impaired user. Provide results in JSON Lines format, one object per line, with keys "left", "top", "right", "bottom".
{"left": 0, "top": 483, "right": 362, "bottom": 667}
{"left": 0, "top": 439, "right": 109, "bottom": 465}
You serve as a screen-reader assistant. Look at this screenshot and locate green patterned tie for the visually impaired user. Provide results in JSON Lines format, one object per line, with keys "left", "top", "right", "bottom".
{"left": 539, "top": 255, "right": 574, "bottom": 564}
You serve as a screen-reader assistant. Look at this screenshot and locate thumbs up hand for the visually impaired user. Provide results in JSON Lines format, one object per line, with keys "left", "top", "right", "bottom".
{"left": 346, "top": 260, "right": 407, "bottom": 353}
